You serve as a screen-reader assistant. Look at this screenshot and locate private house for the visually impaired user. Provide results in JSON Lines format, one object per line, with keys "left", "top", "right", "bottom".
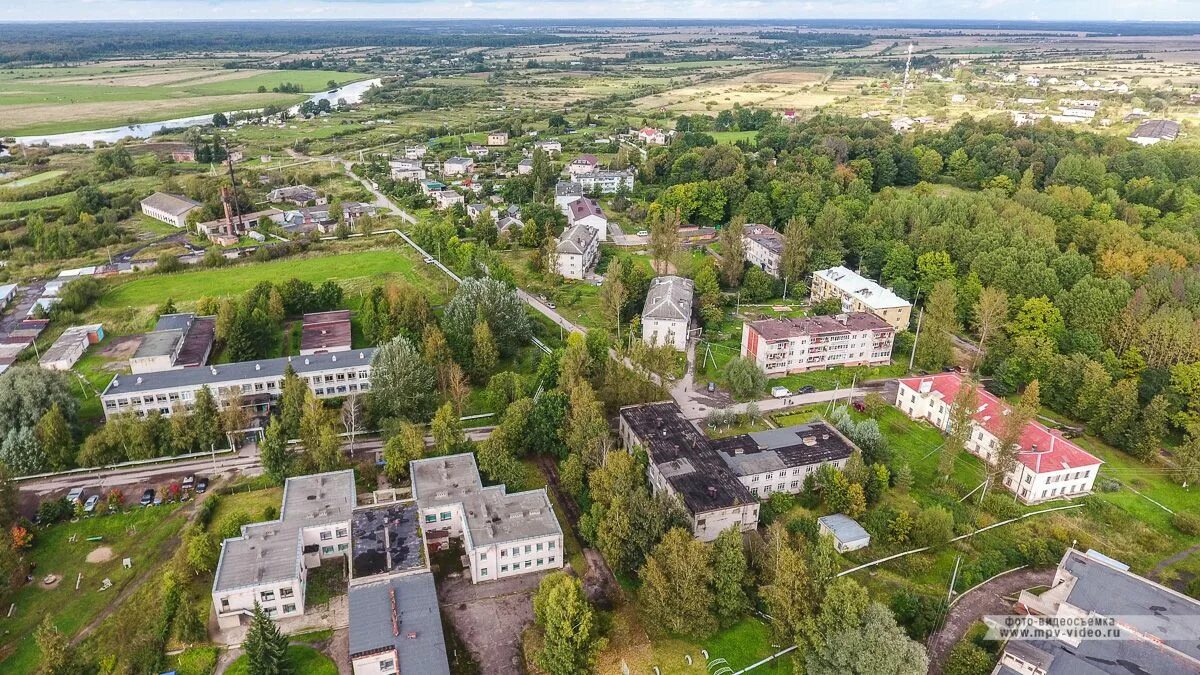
{"left": 567, "top": 154, "right": 599, "bottom": 176}
{"left": 618, "top": 402, "right": 858, "bottom": 542}
{"left": 129, "top": 313, "right": 216, "bottom": 375}
{"left": 533, "top": 140, "right": 562, "bottom": 154}
{"left": 404, "top": 146, "right": 428, "bottom": 160}
{"left": 0, "top": 284, "right": 17, "bottom": 309}
{"left": 487, "top": 131, "right": 509, "bottom": 146}
{"left": 338, "top": 202, "right": 378, "bottom": 230}
{"left": 281, "top": 205, "right": 334, "bottom": 230}
{"left": 431, "top": 190, "right": 464, "bottom": 211}
{"left": 420, "top": 180, "right": 446, "bottom": 195}
{"left": 566, "top": 197, "right": 608, "bottom": 241}
{"left": 575, "top": 169, "right": 634, "bottom": 194}
{"left": 782, "top": 109, "right": 797, "bottom": 122}
{"left": 212, "top": 470, "right": 356, "bottom": 629}
{"left": 818, "top": 514, "right": 871, "bottom": 552}
{"left": 442, "top": 157, "right": 475, "bottom": 176}
{"left": 554, "top": 181, "right": 585, "bottom": 213}
{"left": 40, "top": 324, "right": 103, "bottom": 371}
{"left": 466, "top": 203, "right": 490, "bottom": 220}
{"left": 741, "top": 313, "right": 895, "bottom": 375}
{"left": 268, "top": 185, "right": 323, "bottom": 206}
{"left": 811, "top": 267, "right": 913, "bottom": 330}
{"left": 555, "top": 223, "right": 599, "bottom": 280}
{"left": 300, "top": 311, "right": 352, "bottom": 355}
{"left": 411, "top": 453, "right": 564, "bottom": 584}
{"left": 896, "top": 373, "right": 1103, "bottom": 504}
{"left": 466, "top": 144, "right": 489, "bottom": 158}
{"left": 743, "top": 224, "right": 784, "bottom": 278}
{"left": 996, "top": 548, "right": 1200, "bottom": 674}
{"left": 389, "top": 159, "right": 427, "bottom": 182}
{"left": 637, "top": 127, "right": 667, "bottom": 145}
{"left": 641, "top": 276, "right": 693, "bottom": 351}
{"left": 1128, "top": 119, "right": 1181, "bottom": 146}
{"left": 517, "top": 158, "right": 533, "bottom": 175}
{"left": 102, "top": 349, "right": 375, "bottom": 421}
{"left": 140, "top": 192, "right": 202, "bottom": 228}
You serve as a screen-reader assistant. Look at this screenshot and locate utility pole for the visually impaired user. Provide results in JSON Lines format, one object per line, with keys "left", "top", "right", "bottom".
{"left": 782, "top": 275, "right": 789, "bottom": 301}
{"left": 908, "top": 307, "right": 924, "bottom": 372}
{"left": 900, "top": 43, "right": 915, "bottom": 112}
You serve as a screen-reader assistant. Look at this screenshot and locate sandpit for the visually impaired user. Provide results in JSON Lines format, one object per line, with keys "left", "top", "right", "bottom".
{"left": 86, "top": 546, "right": 114, "bottom": 564}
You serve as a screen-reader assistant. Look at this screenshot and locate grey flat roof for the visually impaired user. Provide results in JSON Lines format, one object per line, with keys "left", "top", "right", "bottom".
{"left": 213, "top": 470, "right": 356, "bottom": 592}
{"left": 133, "top": 329, "right": 183, "bottom": 360}
{"left": 154, "top": 313, "right": 195, "bottom": 333}
{"left": 104, "top": 348, "right": 376, "bottom": 396}
{"left": 713, "top": 421, "right": 857, "bottom": 477}
{"left": 818, "top": 514, "right": 870, "bottom": 544}
{"left": 141, "top": 191, "right": 201, "bottom": 216}
{"left": 348, "top": 572, "right": 450, "bottom": 674}
{"left": 351, "top": 502, "right": 425, "bottom": 580}
{"left": 411, "top": 453, "right": 562, "bottom": 546}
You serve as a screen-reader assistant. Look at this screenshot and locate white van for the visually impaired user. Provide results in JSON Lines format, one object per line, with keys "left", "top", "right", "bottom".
{"left": 66, "top": 487, "right": 85, "bottom": 504}
{"left": 771, "top": 386, "right": 790, "bottom": 398}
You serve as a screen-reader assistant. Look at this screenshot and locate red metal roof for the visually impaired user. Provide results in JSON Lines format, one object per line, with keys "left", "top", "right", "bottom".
{"left": 898, "top": 372, "right": 1102, "bottom": 474}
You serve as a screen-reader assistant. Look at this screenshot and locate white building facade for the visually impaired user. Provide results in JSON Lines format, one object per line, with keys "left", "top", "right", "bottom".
{"left": 811, "top": 266, "right": 913, "bottom": 330}
{"left": 555, "top": 224, "right": 599, "bottom": 280}
{"left": 743, "top": 224, "right": 783, "bottom": 278}
{"left": 641, "top": 276, "right": 694, "bottom": 351}
{"left": 741, "top": 313, "right": 894, "bottom": 376}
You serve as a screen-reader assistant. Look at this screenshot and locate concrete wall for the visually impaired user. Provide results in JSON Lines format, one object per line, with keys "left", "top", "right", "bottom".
{"left": 643, "top": 317, "right": 688, "bottom": 351}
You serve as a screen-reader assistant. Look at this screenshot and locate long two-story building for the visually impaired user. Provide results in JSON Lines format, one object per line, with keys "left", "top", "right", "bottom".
{"left": 741, "top": 313, "right": 894, "bottom": 376}
{"left": 896, "top": 373, "right": 1103, "bottom": 504}
{"left": 101, "top": 349, "right": 375, "bottom": 421}
{"left": 619, "top": 402, "right": 858, "bottom": 541}
{"left": 411, "top": 453, "right": 563, "bottom": 584}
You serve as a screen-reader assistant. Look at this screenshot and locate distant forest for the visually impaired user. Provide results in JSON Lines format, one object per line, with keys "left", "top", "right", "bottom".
{"left": 2, "top": 18, "right": 1200, "bottom": 64}
{"left": 0, "top": 21, "right": 580, "bottom": 64}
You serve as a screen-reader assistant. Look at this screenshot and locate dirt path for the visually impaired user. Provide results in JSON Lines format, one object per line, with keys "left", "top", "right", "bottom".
{"left": 1152, "top": 542, "right": 1200, "bottom": 578}
{"left": 926, "top": 567, "right": 1054, "bottom": 675}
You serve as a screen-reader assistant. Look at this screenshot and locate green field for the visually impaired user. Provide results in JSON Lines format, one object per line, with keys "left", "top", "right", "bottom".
{"left": 0, "top": 67, "right": 370, "bottom": 135}
{"left": 0, "top": 169, "right": 66, "bottom": 188}
{"left": 0, "top": 505, "right": 190, "bottom": 673}
{"left": 708, "top": 130, "right": 759, "bottom": 145}
{"left": 98, "top": 247, "right": 441, "bottom": 309}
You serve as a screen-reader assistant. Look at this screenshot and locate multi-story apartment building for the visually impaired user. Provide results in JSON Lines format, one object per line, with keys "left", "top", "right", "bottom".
{"left": 811, "top": 266, "right": 913, "bottom": 330}
{"left": 896, "top": 373, "right": 1102, "bottom": 504}
{"left": 642, "top": 276, "right": 693, "bottom": 351}
{"left": 555, "top": 223, "right": 599, "bottom": 280}
{"left": 618, "top": 402, "right": 860, "bottom": 542}
{"left": 743, "top": 224, "right": 783, "bottom": 278}
{"left": 212, "top": 470, "right": 356, "bottom": 629}
{"left": 101, "top": 349, "right": 375, "bottom": 421}
{"left": 566, "top": 197, "right": 608, "bottom": 241}
{"left": 741, "top": 313, "right": 894, "bottom": 376}
{"left": 574, "top": 169, "right": 635, "bottom": 194}
{"left": 411, "top": 453, "right": 564, "bottom": 584}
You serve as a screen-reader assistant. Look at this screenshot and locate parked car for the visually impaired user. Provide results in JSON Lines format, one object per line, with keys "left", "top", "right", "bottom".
{"left": 798, "top": 385, "right": 816, "bottom": 394}
{"left": 636, "top": 230, "right": 649, "bottom": 237}
{"left": 182, "top": 475, "right": 195, "bottom": 491}
{"left": 707, "top": 381, "right": 716, "bottom": 393}
{"left": 771, "top": 386, "right": 791, "bottom": 398}
{"left": 83, "top": 495, "right": 100, "bottom": 514}
{"left": 195, "top": 477, "right": 209, "bottom": 494}
{"left": 140, "top": 489, "right": 155, "bottom": 507}
{"left": 66, "top": 487, "right": 85, "bottom": 504}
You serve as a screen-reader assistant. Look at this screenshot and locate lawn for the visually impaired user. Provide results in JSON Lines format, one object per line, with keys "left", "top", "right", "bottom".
{"left": 0, "top": 504, "right": 190, "bottom": 672}
{"left": 98, "top": 247, "right": 438, "bottom": 310}
{"left": 209, "top": 483, "right": 284, "bottom": 527}
{"left": 305, "top": 562, "right": 347, "bottom": 609}
{"left": 708, "top": 130, "right": 759, "bottom": 145}
{"left": 165, "top": 646, "right": 220, "bottom": 675}
{"left": 225, "top": 645, "right": 337, "bottom": 675}
{"left": 0, "top": 169, "right": 66, "bottom": 188}
{"left": 772, "top": 361, "right": 911, "bottom": 393}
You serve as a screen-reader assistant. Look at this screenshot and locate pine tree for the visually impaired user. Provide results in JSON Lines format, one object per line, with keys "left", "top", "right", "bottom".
{"left": 243, "top": 602, "right": 291, "bottom": 675}
{"left": 259, "top": 417, "right": 292, "bottom": 484}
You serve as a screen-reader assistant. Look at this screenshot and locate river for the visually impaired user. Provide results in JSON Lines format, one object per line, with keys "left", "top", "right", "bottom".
{"left": 11, "top": 77, "right": 382, "bottom": 148}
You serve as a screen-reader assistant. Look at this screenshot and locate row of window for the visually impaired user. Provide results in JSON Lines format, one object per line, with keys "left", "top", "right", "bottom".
{"left": 259, "top": 586, "right": 296, "bottom": 603}
{"left": 318, "top": 527, "right": 349, "bottom": 541}
{"left": 478, "top": 540, "right": 556, "bottom": 561}
{"left": 479, "top": 556, "right": 557, "bottom": 577}
{"left": 425, "top": 511, "right": 455, "bottom": 523}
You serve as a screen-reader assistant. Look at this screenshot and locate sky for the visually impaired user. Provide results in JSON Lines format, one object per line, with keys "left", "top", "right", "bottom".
{"left": 4, "top": 0, "right": 1199, "bottom": 23}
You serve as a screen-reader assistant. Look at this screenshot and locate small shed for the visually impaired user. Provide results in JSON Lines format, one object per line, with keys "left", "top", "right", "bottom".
{"left": 818, "top": 514, "right": 871, "bottom": 552}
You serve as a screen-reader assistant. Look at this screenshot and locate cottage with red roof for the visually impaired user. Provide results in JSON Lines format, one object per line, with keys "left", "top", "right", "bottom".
{"left": 637, "top": 127, "right": 668, "bottom": 145}
{"left": 895, "top": 373, "right": 1102, "bottom": 504}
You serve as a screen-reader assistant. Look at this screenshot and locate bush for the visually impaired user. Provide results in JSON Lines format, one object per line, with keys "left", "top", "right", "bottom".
{"left": 262, "top": 505, "right": 279, "bottom": 521}
{"left": 890, "top": 591, "right": 946, "bottom": 640}
{"left": 760, "top": 491, "right": 796, "bottom": 525}
{"left": 912, "top": 506, "right": 954, "bottom": 547}
{"left": 157, "top": 254, "right": 184, "bottom": 273}
{"left": 722, "top": 356, "right": 766, "bottom": 398}
{"left": 37, "top": 498, "right": 74, "bottom": 525}
{"left": 943, "top": 641, "right": 994, "bottom": 675}
{"left": 786, "top": 513, "right": 819, "bottom": 541}
{"left": 196, "top": 495, "right": 220, "bottom": 529}
{"left": 1171, "top": 511, "right": 1200, "bottom": 536}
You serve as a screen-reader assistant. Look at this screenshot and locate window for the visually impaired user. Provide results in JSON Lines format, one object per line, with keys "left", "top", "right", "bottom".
{"left": 261, "top": 591, "right": 275, "bottom": 602}
{"left": 264, "top": 607, "right": 277, "bottom": 617}
{"left": 480, "top": 568, "right": 488, "bottom": 577}
{"left": 280, "top": 588, "right": 294, "bottom": 599}
{"left": 221, "top": 597, "right": 230, "bottom": 609}
{"left": 548, "top": 541, "right": 556, "bottom": 550}
{"left": 525, "top": 545, "right": 532, "bottom": 553}
{"left": 549, "top": 556, "right": 556, "bottom": 564}
{"left": 536, "top": 543, "right": 543, "bottom": 551}
{"left": 750, "top": 487, "right": 758, "bottom": 496}
{"left": 537, "top": 558, "right": 544, "bottom": 566}
{"left": 338, "top": 543, "right": 349, "bottom": 551}
{"left": 282, "top": 604, "right": 296, "bottom": 614}
{"left": 501, "top": 565, "right": 509, "bottom": 572}
{"left": 320, "top": 531, "right": 332, "bottom": 541}
{"left": 379, "top": 658, "right": 395, "bottom": 673}
{"left": 524, "top": 560, "right": 532, "bottom": 568}
{"left": 440, "top": 511, "right": 452, "bottom": 521}
{"left": 501, "top": 549, "right": 507, "bottom": 558}
{"left": 480, "top": 552, "right": 487, "bottom": 561}
{"left": 322, "top": 546, "right": 334, "bottom": 555}
{"left": 425, "top": 514, "right": 437, "bottom": 523}
{"left": 335, "top": 528, "right": 348, "bottom": 538}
